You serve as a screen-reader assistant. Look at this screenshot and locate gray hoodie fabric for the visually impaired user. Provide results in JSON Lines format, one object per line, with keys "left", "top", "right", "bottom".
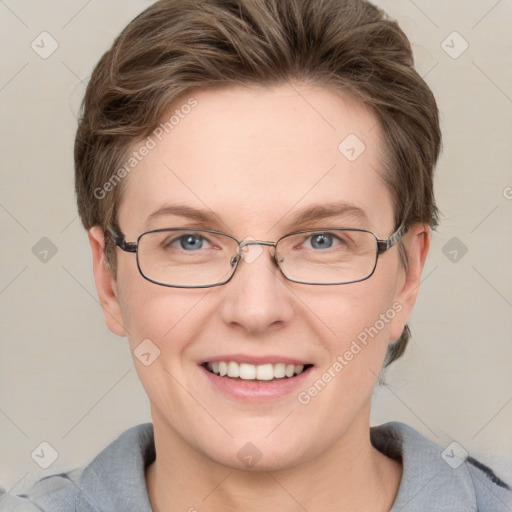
{"left": 1, "top": 421, "right": 510, "bottom": 511}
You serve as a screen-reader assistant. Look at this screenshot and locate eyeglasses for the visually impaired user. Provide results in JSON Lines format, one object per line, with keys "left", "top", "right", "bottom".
{"left": 112, "top": 224, "right": 407, "bottom": 288}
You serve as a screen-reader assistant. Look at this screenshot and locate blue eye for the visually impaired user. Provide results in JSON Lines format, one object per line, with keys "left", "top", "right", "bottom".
{"left": 179, "top": 234, "right": 204, "bottom": 250}
{"left": 165, "top": 234, "right": 206, "bottom": 251}
{"left": 309, "top": 233, "right": 335, "bottom": 249}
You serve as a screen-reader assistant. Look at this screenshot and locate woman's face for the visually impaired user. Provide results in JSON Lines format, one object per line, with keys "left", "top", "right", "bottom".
{"left": 91, "top": 83, "right": 428, "bottom": 471}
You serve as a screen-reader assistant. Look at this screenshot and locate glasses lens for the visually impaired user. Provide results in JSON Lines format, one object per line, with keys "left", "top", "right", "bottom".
{"left": 276, "top": 229, "right": 378, "bottom": 284}
{"left": 137, "top": 230, "right": 238, "bottom": 287}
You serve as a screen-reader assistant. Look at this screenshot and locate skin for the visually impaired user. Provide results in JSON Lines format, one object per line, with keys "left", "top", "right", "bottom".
{"left": 89, "top": 83, "right": 430, "bottom": 512}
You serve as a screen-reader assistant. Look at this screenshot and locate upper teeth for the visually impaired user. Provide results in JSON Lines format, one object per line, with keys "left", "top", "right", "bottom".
{"left": 207, "top": 361, "right": 306, "bottom": 380}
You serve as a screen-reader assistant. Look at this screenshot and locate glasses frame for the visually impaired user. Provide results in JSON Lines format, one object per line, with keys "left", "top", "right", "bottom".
{"left": 112, "top": 224, "right": 408, "bottom": 288}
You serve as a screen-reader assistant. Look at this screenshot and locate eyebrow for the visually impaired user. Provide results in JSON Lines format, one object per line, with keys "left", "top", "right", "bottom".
{"left": 144, "top": 204, "right": 218, "bottom": 229}
{"left": 282, "top": 202, "right": 369, "bottom": 229}
{"left": 144, "top": 201, "right": 369, "bottom": 231}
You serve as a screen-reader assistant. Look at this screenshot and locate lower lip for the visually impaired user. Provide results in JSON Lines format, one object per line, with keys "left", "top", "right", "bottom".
{"left": 199, "top": 365, "right": 313, "bottom": 402}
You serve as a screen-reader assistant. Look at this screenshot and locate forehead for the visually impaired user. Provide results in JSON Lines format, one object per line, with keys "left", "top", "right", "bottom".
{"left": 118, "top": 83, "right": 394, "bottom": 236}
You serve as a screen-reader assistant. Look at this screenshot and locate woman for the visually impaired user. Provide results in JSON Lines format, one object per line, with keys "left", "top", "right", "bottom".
{"left": 3, "top": 0, "right": 510, "bottom": 510}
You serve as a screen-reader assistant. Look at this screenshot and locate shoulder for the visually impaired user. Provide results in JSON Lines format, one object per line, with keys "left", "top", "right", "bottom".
{"left": 371, "top": 421, "right": 512, "bottom": 512}
{"left": 466, "top": 456, "right": 512, "bottom": 512}
{"left": 0, "top": 423, "right": 155, "bottom": 512}
{"left": 0, "top": 469, "right": 81, "bottom": 512}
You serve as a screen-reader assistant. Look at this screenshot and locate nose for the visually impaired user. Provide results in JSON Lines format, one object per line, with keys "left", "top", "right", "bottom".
{"left": 218, "top": 243, "right": 295, "bottom": 335}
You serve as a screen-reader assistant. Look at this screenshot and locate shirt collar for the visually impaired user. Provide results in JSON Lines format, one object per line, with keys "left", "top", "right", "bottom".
{"left": 75, "top": 423, "right": 155, "bottom": 512}
{"left": 371, "top": 421, "right": 477, "bottom": 511}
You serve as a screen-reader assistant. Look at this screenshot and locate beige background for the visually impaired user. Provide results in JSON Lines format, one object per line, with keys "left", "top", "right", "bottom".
{"left": 1, "top": 0, "right": 511, "bottom": 494}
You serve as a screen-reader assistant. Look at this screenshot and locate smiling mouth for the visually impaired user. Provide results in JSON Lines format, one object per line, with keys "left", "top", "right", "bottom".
{"left": 202, "top": 361, "right": 314, "bottom": 381}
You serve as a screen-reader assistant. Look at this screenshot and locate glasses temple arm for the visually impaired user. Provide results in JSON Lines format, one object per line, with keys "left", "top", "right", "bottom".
{"left": 377, "top": 225, "right": 408, "bottom": 254}
{"left": 112, "top": 231, "right": 138, "bottom": 253}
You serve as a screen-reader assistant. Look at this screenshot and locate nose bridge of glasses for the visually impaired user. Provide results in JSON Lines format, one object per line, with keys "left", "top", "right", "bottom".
{"left": 236, "top": 238, "right": 276, "bottom": 263}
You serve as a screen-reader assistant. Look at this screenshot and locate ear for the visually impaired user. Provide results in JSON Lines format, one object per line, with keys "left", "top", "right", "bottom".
{"left": 388, "top": 224, "right": 430, "bottom": 341}
{"left": 88, "top": 226, "right": 127, "bottom": 337}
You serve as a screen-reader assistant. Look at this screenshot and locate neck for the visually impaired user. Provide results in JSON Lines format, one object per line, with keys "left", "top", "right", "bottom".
{"left": 145, "top": 407, "right": 402, "bottom": 512}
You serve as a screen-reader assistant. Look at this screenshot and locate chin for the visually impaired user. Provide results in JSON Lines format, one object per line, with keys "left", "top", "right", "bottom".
{"left": 203, "top": 435, "right": 311, "bottom": 473}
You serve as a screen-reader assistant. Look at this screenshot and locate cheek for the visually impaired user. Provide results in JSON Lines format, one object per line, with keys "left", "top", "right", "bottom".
{"left": 116, "top": 285, "right": 228, "bottom": 427}
{"left": 301, "top": 267, "right": 398, "bottom": 345}
{"left": 339, "top": 287, "right": 397, "bottom": 344}
{"left": 303, "top": 271, "right": 399, "bottom": 388}
{"left": 116, "top": 278, "right": 213, "bottom": 405}
{"left": 115, "top": 260, "right": 210, "bottom": 355}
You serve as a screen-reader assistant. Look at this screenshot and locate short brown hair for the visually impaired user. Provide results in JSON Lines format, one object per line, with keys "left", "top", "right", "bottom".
{"left": 75, "top": 0, "right": 442, "bottom": 369}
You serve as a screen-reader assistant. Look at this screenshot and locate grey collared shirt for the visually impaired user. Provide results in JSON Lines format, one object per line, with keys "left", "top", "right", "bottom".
{"left": 1, "top": 421, "right": 511, "bottom": 511}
